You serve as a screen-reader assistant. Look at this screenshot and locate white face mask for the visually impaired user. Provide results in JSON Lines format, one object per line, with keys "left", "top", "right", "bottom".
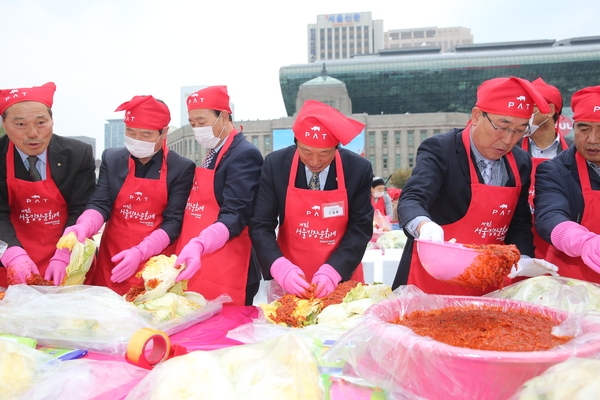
{"left": 193, "top": 115, "right": 226, "bottom": 149}
{"left": 528, "top": 111, "right": 550, "bottom": 136}
{"left": 125, "top": 135, "right": 160, "bottom": 159}
{"left": 373, "top": 191, "right": 384, "bottom": 198}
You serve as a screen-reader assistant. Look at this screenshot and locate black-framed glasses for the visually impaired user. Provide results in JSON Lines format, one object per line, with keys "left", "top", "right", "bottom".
{"left": 483, "top": 112, "right": 532, "bottom": 138}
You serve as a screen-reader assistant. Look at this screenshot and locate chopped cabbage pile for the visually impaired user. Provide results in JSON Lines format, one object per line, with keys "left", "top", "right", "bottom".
{"left": 127, "top": 255, "right": 208, "bottom": 324}
{"left": 517, "top": 358, "right": 600, "bottom": 399}
{"left": 375, "top": 230, "right": 407, "bottom": 250}
{"left": 485, "top": 276, "right": 600, "bottom": 313}
{"left": 56, "top": 232, "right": 96, "bottom": 286}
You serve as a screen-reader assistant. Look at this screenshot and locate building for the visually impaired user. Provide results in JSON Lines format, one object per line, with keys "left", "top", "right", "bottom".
{"left": 286, "top": 36, "right": 600, "bottom": 118}
{"left": 384, "top": 26, "right": 473, "bottom": 52}
{"left": 68, "top": 135, "right": 96, "bottom": 159}
{"left": 104, "top": 118, "right": 125, "bottom": 150}
{"left": 307, "top": 12, "right": 384, "bottom": 62}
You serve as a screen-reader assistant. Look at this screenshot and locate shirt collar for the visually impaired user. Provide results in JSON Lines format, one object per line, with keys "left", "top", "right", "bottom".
{"left": 15, "top": 147, "right": 47, "bottom": 167}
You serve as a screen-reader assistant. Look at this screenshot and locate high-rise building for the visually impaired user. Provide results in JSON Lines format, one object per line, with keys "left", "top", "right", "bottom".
{"left": 307, "top": 12, "right": 384, "bottom": 62}
{"left": 384, "top": 26, "right": 473, "bottom": 52}
{"left": 68, "top": 135, "right": 96, "bottom": 159}
{"left": 104, "top": 118, "right": 125, "bottom": 150}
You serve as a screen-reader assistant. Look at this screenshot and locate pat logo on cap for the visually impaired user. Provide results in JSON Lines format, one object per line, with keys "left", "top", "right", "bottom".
{"left": 115, "top": 95, "right": 170, "bottom": 130}
{"left": 0, "top": 82, "right": 56, "bottom": 115}
{"left": 475, "top": 77, "right": 549, "bottom": 119}
{"left": 186, "top": 85, "right": 232, "bottom": 114}
{"left": 571, "top": 85, "right": 600, "bottom": 122}
{"left": 293, "top": 100, "right": 365, "bottom": 148}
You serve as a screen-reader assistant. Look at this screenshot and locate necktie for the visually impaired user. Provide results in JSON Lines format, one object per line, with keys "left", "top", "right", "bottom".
{"left": 201, "top": 149, "right": 216, "bottom": 169}
{"left": 309, "top": 172, "right": 320, "bottom": 190}
{"left": 481, "top": 159, "right": 493, "bottom": 185}
{"left": 27, "top": 156, "right": 42, "bottom": 181}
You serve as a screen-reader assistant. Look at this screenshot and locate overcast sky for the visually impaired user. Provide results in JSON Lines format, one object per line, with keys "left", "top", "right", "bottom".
{"left": 2, "top": 0, "right": 598, "bottom": 156}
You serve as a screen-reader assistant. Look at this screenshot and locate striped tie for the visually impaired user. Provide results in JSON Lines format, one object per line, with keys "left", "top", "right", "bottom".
{"left": 309, "top": 172, "right": 320, "bottom": 190}
{"left": 27, "top": 156, "right": 42, "bottom": 181}
{"left": 201, "top": 149, "right": 216, "bottom": 169}
{"left": 481, "top": 159, "right": 493, "bottom": 185}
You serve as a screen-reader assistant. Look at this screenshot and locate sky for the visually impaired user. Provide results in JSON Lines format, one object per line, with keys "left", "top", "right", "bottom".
{"left": 1, "top": 0, "right": 598, "bottom": 156}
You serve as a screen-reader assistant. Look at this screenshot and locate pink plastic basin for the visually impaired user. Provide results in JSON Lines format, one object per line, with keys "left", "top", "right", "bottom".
{"left": 416, "top": 239, "right": 480, "bottom": 281}
{"left": 356, "top": 296, "right": 600, "bottom": 400}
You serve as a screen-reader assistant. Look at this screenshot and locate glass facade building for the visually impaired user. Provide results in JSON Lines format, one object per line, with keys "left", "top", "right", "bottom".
{"left": 280, "top": 39, "right": 600, "bottom": 117}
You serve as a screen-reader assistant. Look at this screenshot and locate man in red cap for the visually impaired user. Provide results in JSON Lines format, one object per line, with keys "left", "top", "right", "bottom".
{"left": 535, "top": 85, "right": 600, "bottom": 283}
{"left": 393, "top": 77, "right": 559, "bottom": 295}
{"left": 0, "top": 82, "right": 96, "bottom": 286}
{"left": 50, "top": 95, "right": 195, "bottom": 293}
{"left": 250, "top": 100, "right": 373, "bottom": 298}
{"left": 174, "top": 85, "right": 263, "bottom": 306}
{"left": 518, "top": 77, "right": 573, "bottom": 259}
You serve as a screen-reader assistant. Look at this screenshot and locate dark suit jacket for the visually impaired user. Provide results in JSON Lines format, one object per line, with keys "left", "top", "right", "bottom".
{"left": 86, "top": 147, "right": 195, "bottom": 243}
{"left": 393, "top": 128, "right": 534, "bottom": 288}
{"left": 204, "top": 132, "right": 264, "bottom": 286}
{"left": 534, "top": 145, "right": 600, "bottom": 242}
{"left": 0, "top": 134, "right": 96, "bottom": 248}
{"left": 249, "top": 145, "right": 374, "bottom": 281}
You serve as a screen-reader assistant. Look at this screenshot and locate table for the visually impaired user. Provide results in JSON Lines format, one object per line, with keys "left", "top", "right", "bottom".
{"left": 361, "top": 248, "right": 403, "bottom": 287}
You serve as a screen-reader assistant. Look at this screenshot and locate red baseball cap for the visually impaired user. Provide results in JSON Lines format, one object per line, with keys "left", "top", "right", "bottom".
{"left": 571, "top": 85, "right": 600, "bottom": 122}
{"left": 293, "top": 100, "right": 365, "bottom": 148}
{"left": 115, "top": 95, "right": 170, "bottom": 130}
{"left": 476, "top": 77, "right": 550, "bottom": 118}
{"left": 531, "top": 77, "right": 563, "bottom": 115}
{"left": 186, "top": 85, "right": 232, "bottom": 114}
{"left": 0, "top": 82, "right": 56, "bottom": 115}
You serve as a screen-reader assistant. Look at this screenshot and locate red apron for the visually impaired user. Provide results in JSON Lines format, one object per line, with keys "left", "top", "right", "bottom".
{"left": 0, "top": 143, "right": 68, "bottom": 286}
{"left": 175, "top": 130, "right": 251, "bottom": 306}
{"left": 92, "top": 148, "right": 170, "bottom": 295}
{"left": 522, "top": 135, "right": 569, "bottom": 259}
{"left": 371, "top": 196, "right": 387, "bottom": 217}
{"left": 545, "top": 152, "right": 600, "bottom": 283}
{"left": 407, "top": 127, "right": 522, "bottom": 295}
{"left": 277, "top": 150, "right": 364, "bottom": 285}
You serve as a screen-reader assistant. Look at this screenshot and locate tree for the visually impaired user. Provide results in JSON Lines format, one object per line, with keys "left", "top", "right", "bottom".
{"left": 389, "top": 168, "right": 413, "bottom": 189}
{"left": 0, "top": 125, "right": 5, "bottom": 137}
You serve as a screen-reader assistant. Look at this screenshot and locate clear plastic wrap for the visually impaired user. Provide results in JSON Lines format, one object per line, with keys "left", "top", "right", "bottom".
{"left": 0, "top": 285, "right": 226, "bottom": 354}
{"left": 323, "top": 291, "right": 600, "bottom": 400}
{"left": 125, "top": 333, "right": 324, "bottom": 400}
{"left": 485, "top": 276, "right": 600, "bottom": 313}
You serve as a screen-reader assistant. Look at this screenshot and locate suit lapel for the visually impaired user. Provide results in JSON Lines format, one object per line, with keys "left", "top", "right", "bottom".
{"left": 48, "top": 137, "right": 68, "bottom": 184}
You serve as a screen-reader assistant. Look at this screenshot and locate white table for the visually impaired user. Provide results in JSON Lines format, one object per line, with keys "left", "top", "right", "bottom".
{"left": 361, "top": 248, "right": 403, "bottom": 287}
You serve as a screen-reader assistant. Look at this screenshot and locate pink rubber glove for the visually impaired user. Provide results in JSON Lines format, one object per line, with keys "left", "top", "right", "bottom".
{"left": 1, "top": 246, "right": 40, "bottom": 285}
{"left": 176, "top": 222, "right": 230, "bottom": 281}
{"left": 45, "top": 247, "right": 71, "bottom": 285}
{"left": 312, "top": 263, "right": 342, "bottom": 298}
{"left": 270, "top": 256, "right": 310, "bottom": 296}
{"left": 551, "top": 221, "right": 600, "bottom": 273}
{"left": 64, "top": 209, "right": 105, "bottom": 243}
{"left": 111, "top": 229, "right": 170, "bottom": 283}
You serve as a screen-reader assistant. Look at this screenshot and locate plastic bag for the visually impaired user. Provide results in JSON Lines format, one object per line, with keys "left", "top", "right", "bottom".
{"left": 511, "top": 357, "right": 600, "bottom": 400}
{"left": 0, "top": 285, "right": 226, "bottom": 354}
{"left": 375, "top": 230, "right": 407, "bottom": 251}
{"left": 371, "top": 210, "right": 391, "bottom": 243}
{"left": 126, "top": 333, "right": 324, "bottom": 400}
{"left": 322, "top": 290, "right": 600, "bottom": 400}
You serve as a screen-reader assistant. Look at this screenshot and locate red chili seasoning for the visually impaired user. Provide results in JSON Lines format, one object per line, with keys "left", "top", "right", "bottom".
{"left": 321, "top": 280, "right": 360, "bottom": 309}
{"left": 124, "top": 285, "right": 146, "bottom": 302}
{"left": 391, "top": 305, "right": 573, "bottom": 352}
{"left": 448, "top": 244, "right": 520, "bottom": 289}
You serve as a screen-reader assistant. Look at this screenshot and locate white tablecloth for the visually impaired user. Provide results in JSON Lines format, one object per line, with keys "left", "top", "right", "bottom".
{"left": 361, "top": 248, "right": 403, "bottom": 287}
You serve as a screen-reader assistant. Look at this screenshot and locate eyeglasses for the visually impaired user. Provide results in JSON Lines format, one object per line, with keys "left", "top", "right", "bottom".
{"left": 483, "top": 113, "right": 532, "bottom": 138}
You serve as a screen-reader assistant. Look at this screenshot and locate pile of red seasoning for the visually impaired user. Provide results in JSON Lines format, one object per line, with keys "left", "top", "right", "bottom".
{"left": 391, "top": 305, "right": 573, "bottom": 352}
{"left": 447, "top": 244, "right": 521, "bottom": 289}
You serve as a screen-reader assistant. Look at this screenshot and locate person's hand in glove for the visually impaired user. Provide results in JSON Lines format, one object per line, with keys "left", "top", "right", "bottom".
{"left": 44, "top": 248, "right": 71, "bottom": 286}
{"left": 270, "top": 256, "right": 310, "bottom": 296}
{"left": 176, "top": 222, "right": 230, "bottom": 281}
{"left": 111, "top": 229, "right": 170, "bottom": 283}
{"left": 551, "top": 221, "right": 600, "bottom": 274}
{"left": 508, "top": 256, "right": 559, "bottom": 278}
{"left": 418, "top": 221, "right": 444, "bottom": 243}
{"left": 63, "top": 209, "right": 105, "bottom": 243}
{"left": 1, "top": 246, "right": 40, "bottom": 285}
{"left": 312, "top": 264, "right": 342, "bottom": 298}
